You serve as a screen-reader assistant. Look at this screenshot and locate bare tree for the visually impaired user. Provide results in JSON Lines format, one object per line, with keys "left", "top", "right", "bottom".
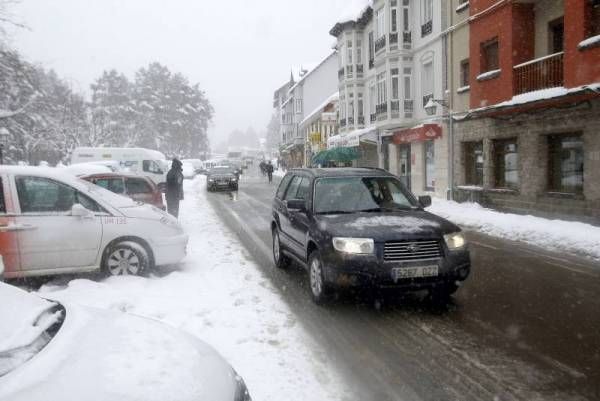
{"left": 0, "top": 0, "right": 26, "bottom": 40}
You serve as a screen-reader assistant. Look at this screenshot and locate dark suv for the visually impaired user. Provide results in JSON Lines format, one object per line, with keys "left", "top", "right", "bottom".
{"left": 271, "top": 168, "right": 471, "bottom": 304}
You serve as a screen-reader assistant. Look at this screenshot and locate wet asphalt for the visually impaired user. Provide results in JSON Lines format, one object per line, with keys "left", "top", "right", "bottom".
{"left": 206, "top": 169, "right": 600, "bottom": 401}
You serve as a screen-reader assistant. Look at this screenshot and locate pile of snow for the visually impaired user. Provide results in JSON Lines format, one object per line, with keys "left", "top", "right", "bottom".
{"left": 37, "top": 176, "right": 350, "bottom": 401}
{"left": 476, "top": 69, "right": 501, "bottom": 81}
{"left": 427, "top": 198, "right": 600, "bottom": 261}
{"left": 273, "top": 169, "right": 286, "bottom": 178}
{"left": 578, "top": 34, "right": 600, "bottom": 50}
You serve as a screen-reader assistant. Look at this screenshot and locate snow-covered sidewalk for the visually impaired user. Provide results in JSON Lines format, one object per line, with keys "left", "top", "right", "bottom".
{"left": 427, "top": 198, "right": 600, "bottom": 261}
{"left": 38, "top": 176, "right": 350, "bottom": 401}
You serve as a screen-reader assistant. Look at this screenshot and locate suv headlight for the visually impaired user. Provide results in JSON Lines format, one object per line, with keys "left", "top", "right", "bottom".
{"left": 332, "top": 237, "right": 374, "bottom": 254}
{"left": 444, "top": 232, "right": 466, "bottom": 250}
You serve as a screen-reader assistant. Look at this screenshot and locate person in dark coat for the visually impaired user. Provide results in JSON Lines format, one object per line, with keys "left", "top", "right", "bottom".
{"left": 166, "top": 158, "right": 184, "bottom": 218}
{"left": 266, "top": 160, "right": 274, "bottom": 183}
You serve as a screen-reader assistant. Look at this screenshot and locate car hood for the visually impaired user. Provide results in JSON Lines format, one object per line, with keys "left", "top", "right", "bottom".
{"left": 117, "top": 203, "right": 165, "bottom": 220}
{"left": 209, "top": 174, "right": 236, "bottom": 179}
{"left": 315, "top": 210, "right": 460, "bottom": 241}
{"left": 0, "top": 302, "right": 238, "bottom": 401}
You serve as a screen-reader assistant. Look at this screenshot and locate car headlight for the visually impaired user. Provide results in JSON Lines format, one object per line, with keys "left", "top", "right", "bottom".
{"left": 208, "top": 178, "right": 214, "bottom": 182}
{"left": 332, "top": 237, "right": 374, "bottom": 254}
{"left": 444, "top": 232, "right": 466, "bottom": 250}
{"left": 232, "top": 177, "right": 237, "bottom": 182}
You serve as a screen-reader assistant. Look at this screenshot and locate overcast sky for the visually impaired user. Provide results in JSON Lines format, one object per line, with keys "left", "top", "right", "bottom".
{"left": 8, "top": 0, "right": 351, "bottom": 147}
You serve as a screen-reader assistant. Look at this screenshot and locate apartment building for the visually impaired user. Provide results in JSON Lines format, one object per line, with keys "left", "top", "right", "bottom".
{"left": 452, "top": 0, "right": 600, "bottom": 222}
{"left": 330, "top": 0, "right": 449, "bottom": 197}
{"left": 275, "top": 53, "right": 339, "bottom": 168}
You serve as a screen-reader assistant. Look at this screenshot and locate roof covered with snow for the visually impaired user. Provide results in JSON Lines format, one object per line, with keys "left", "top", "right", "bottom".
{"left": 329, "top": 0, "right": 373, "bottom": 37}
{"left": 288, "top": 52, "right": 337, "bottom": 94}
{"left": 299, "top": 92, "right": 339, "bottom": 127}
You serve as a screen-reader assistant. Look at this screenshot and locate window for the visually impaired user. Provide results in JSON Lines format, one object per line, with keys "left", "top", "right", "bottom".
{"left": 421, "top": 0, "right": 433, "bottom": 24}
{"left": 0, "top": 178, "right": 5, "bottom": 214}
{"left": 464, "top": 142, "right": 484, "bottom": 186}
{"left": 284, "top": 176, "right": 302, "bottom": 200}
{"left": 422, "top": 61, "right": 433, "bottom": 106}
{"left": 368, "top": 31, "right": 374, "bottom": 65}
{"left": 126, "top": 178, "right": 153, "bottom": 194}
{"left": 493, "top": 139, "right": 519, "bottom": 189}
{"left": 356, "top": 40, "right": 362, "bottom": 64}
{"left": 295, "top": 99, "right": 302, "bottom": 114}
{"left": 404, "top": 68, "right": 412, "bottom": 100}
{"left": 588, "top": 0, "right": 600, "bottom": 37}
{"left": 276, "top": 174, "right": 293, "bottom": 199}
{"left": 391, "top": 68, "right": 399, "bottom": 100}
{"left": 377, "top": 72, "right": 387, "bottom": 105}
{"left": 347, "top": 40, "right": 353, "bottom": 65}
{"left": 548, "top": 17, "right": 564, "bottom": 54}
{"left": 358, "top": 93, "right": 364, "bottom": 118}
{"left": 481, "top": 38, "right": 499, "bottom": 73}
{"left": 391, "top": 7, "right": 398, "bottom": 33}
{"left": 424, "top": 140, "right": 435, "bottom": 190}
{"left": 143, "top": 160, "right": 163, "bottom": 174}
{"left": 349, "top": 95, "right": 355, "bottom": 121}
{"left": 460, "top": 59, "right": 470, "bottom": 87}
{"left": 369, "top": 82, "right": 377, "bottom": 115}
{"left": 95, "top": 178, "right": 125, "bottom": 194}
{"left": 16, "top": 176, "right": 103, "bottom": 213}
{"left": 548, "top": 134, "right": 584, "bottom": 194}
{"left": 295, "top": 178, "right": 311, "bottom": 201}
{"left": 403, "top": 7, "right": 410, "bottom": 32}
{"left": 376, "top": 8, "right": 385, "bottom": 38}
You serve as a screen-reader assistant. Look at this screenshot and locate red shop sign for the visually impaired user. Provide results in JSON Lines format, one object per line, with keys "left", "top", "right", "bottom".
{"left": 392, "top": 124, "right": 442, "bottom": 144}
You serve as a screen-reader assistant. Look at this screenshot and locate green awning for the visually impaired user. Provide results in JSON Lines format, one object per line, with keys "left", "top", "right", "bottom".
{"left": 311, "top": 147, "right": 360, "bottom": 165}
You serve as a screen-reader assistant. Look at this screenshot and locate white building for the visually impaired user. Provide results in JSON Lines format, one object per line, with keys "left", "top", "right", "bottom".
{"left": 330, "top": 0, "right": 448, "bottom": 197}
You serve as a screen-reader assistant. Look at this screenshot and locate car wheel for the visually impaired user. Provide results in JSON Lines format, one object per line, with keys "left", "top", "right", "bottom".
{"left": 272, "top": 228, "right": 290, "bottom": 269}
{"left": 308, "top": 251, "right": 330, "bottom": 305}
{"left": 103, "top": 241, "right": 149, "bottom": 276}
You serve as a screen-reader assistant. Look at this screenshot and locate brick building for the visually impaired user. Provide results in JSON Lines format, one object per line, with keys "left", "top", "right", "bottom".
{"left": 452, "top": 0, "right": 600, "bottom": 222}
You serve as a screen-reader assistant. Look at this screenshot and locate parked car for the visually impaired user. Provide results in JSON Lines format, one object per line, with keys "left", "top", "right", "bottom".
{"left": 0, "top": 166, "right": 188, "bottom": 279}
{"left": 81, "top": 172, "right": 165, "bottom": 210}
{"left": 182, "top": 161, "right": 197, "bottom": 179}
{"left": 206, "top": 167, "right": 239, "bottom": 192}
{"left": 271, "top": 168, "right": 471, "bottom": 304}
{"left": 182, "top": 158, "right": 207, "bottom": 174}
{"left": 0, "top": 282, "right": 251, "bottom": 401}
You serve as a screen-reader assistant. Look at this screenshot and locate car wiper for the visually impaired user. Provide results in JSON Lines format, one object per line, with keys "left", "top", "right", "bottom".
{"left": 356, "top": 208, "right": 382, "bottom": 213}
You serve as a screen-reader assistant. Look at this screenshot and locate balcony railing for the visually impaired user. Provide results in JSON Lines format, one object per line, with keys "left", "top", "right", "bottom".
{"left": 338, "top": 67, "right": 345, "bottom": 81}
{"left": 347, "top": 116, "right": 355, "bottom": 125}
{"left": 370, "top": 113, "right": 377, "bottom": 123}
{"left": 404, "top": 99, "right": 414, "bottom": 112}
{"left": 358, "top": 115, "right": 365, "bottom": 125}
{"left": 422, "top": 93, "right": 433, "bottom": 108}
{"left": 375, "top": 36, "right": 386, "bottom": 53}
{"left": 513, "top": 52, "right": 564, "bottom": 95}
{"left": 369, "top": 58, "right": 375, "bottom": 69}
{"left": 391, "top": 100, "right": 400, "bottom": 113}
{"left": 376, "top": 103, "right": 388, "bottom": 117}
{"left": 356, "top": 64, "right": 364, "bottom": 78}
{"left": 421, "top": 20, "right": 432, "bottom": 37}
{"left": 340, "top": 118, "right": 347, "bottom": 128}
{"left": 346, "top": 65, "right": 354, "bottom": 79}
{"left": 403, "top": 31, "right": 412, "bottom": 44}
{"left": 389, "top": 32, "right": 398, "bottom": 45}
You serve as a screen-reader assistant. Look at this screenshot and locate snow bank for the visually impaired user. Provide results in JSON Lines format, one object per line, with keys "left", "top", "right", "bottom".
{"left": 37, "top": 176, "right": 350, "bottom": 401}
{"left": 427, "top": 198, "right": 600, "bottom": 261}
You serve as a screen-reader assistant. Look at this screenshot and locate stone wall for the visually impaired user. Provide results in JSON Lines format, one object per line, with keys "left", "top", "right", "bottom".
{"left": 453, "top": 97, "right": 600, "bottom": 223}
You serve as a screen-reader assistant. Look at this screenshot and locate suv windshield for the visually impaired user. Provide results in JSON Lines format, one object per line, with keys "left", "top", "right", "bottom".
{"left": 210, "top": 168, "right": 234, "bottom": 175}
{"left": 314, "top": 176, "right": 417, "bottom": 214}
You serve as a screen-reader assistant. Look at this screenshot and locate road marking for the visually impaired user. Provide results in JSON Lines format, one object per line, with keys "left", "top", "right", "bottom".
{"left": 469, "top": 240, "right": 500, "bottom": 250}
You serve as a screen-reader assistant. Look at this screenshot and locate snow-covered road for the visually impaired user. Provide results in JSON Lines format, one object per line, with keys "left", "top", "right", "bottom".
{"left": 38, "top": 176, "right": 350, "bottom": 401}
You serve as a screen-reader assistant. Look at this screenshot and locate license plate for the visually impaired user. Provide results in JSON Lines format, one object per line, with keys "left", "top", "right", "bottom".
{"left": 392, "top": 265, "right": 439, "bottom": 280}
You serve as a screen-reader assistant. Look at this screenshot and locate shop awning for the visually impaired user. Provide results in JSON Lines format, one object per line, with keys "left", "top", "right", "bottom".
{"left": 327, "top": 127, "right": 377, "bottom": 149}
{"left": 312, "top": 147, "right": 360, "bottom": 165}
{"left": 392, "top": 124, "right": 442, "bottom": 144}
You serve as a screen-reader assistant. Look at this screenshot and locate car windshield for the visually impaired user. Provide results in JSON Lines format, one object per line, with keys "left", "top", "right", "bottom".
{"left": 210, "top": 167, "right": 234, "bottom": 175}
{"left": 314, "top": 177, "right": 417, "bottom": 214}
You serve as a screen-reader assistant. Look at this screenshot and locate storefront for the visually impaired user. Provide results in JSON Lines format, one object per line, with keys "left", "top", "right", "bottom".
{"left": 327, "top": 127, "right": 379, "bottom": 168}
{"left": 386, "top": 123, "right": 448, "bottom": 198}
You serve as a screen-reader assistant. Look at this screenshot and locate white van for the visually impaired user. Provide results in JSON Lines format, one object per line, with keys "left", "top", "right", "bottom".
{"left": 71, "top": 147, "right": 168, "bottom": 190}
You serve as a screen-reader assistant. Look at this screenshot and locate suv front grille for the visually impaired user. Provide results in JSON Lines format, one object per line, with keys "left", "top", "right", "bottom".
{"left": 384, "top": 240, "right": 442, "bottom": 262}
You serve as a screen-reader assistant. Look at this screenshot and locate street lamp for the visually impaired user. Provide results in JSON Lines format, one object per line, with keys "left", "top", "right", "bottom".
{"left": 424, "top": 98, "right": 449, "bottom": 116}
{"left": 0, "top": 128, "right": 9, "bottom": 165}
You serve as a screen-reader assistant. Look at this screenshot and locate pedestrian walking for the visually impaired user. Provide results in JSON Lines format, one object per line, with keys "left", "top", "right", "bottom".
{"left": 266, "top": 160, "right": 274, "bottom": 183}
{"left": 166, "top": 158, "right": 184, "bottom": 218}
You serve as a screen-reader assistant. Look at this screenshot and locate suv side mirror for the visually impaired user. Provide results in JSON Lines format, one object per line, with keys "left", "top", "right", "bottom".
{"left": 418, "top": 195, "right": 432, "bottom": 208}
{"left": 286, "top": 199, "right": 306, "bottom": 212}
{"left": 71, "top": 203, "right": 92, "bottom": 218}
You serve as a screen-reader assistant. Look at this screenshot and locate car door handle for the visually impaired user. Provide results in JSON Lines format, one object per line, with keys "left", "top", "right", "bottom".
{"left": 0, "top": 224, "right": 38, "bottom": 232}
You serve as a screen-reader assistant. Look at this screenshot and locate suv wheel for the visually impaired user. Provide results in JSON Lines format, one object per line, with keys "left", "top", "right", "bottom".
{"left": 308, "top": 251, "right": 330, "bottom": 305}
{"left": 272, "top": 228, "right": 290, "bottom": 269}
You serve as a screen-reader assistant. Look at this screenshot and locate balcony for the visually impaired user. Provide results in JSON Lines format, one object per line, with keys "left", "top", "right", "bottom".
{"left": 421, "top": 20, "right": 432, "bottom": 37}
{"left": 513, "top": 52, "right": 564, "bottom": 95}
{"left": 391, "top": 100, "right": 400, "bottom": 113}
{"left": 347, "top": 116, "right": 355, "bottom": 126}
{"left": 404, "top": 99, "right": 414, "bottom": 112}
{"left": 403, "top": 31, "right": 412, "bottom": 45}
{"left": 338, "top": 67, "right": 345, "bottom": 81}
{"left": 369, "top": 58, "right": 375, "bottom": 69}
{"left": 346, "top": 65, "right": 354, "bottom": 79}
{"left": 375, "top": 36, "right": 386, "bottom": 53}
{"left": 340, "top": 118, "right": 347, "bottom": 128}
{"left": 358, "top": 115, "right": 365, "bottom": 125}
{"left": 370, "top": 113, "right": 377, "bottom": 123}
{"left": 376, "top": 103, "right": 388, "bottom": 119}
{"left": 389, "top": 32, "right": 398, "bottom": 45}
{"left": 356, "top": 64, "right": 364, "bottom": 78}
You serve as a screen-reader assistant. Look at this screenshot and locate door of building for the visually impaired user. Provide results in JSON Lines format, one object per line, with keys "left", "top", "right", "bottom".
{"left": 398, "top": 144, "right": 411, "bottom": 190}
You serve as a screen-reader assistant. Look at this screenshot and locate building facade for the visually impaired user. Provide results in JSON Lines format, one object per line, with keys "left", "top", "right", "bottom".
{"left": 452, "top": 0, "right": 600, "bottom": 222}
{"left": 330, "top": 0, "right": 450, "bottom": 197}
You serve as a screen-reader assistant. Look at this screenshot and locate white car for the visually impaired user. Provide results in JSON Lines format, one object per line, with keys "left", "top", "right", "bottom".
{"left": 0, "top": 166, "right": 188, "bottom": 278}
{"left": 182, "top": 161, "right": 197, "bottom": 179}
{"left": 0, "top": 282, "right": 251, "bottom": 401}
